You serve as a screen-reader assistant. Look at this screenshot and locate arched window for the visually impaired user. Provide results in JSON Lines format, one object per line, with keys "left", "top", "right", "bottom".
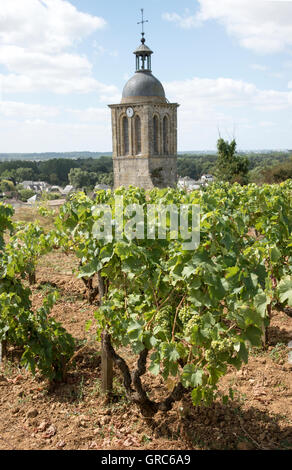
{"left": 153, "top": 115, "right": 159, "bottom": 154}
{"left": 123, "top": 116, "right": 129, "bottom": 155}
{"left": 163, "top": 116, "right": 169, "bottom": 154}
{"left": 135, "top": 115, "right": 141, "bottom": 154}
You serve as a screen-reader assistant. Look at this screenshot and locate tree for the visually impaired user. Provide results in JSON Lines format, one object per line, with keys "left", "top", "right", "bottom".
{"left": 69, "top": 168, "right": 88, "bottom": 188}
{"left": 97, "top": 172, "right": 114, "bottom": 186}
{"left": 18, "top": 189, "right": 35, "bottom": 202}
{"left": 49, "top": 173, "right": 59, "bottom": 185}
{"left": 0, "top": 179, "right": 15, "bottom": 192}
{"left": 215, "top": 138, "right": 249, "bottom": 184}
{"left": 0, "top": 169, "right": 17, "bottom": 185}
{"left": 68, "top": 168, "right": 97, "bottom": 189}
{"left": 15, "top": 167, "right": 35, "bottom": 183}
{"left": 261, "top": 155, "right": 292, "bottom": 183}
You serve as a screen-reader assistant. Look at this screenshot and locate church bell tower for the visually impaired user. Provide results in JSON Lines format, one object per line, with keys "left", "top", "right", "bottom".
{"left": 108, "top": 10, "right": 179, "bottom": 189}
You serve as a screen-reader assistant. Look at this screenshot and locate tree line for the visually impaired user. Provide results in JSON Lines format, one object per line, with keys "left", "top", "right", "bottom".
{"left": 0, "top": 144, "right": 292, "bottom": 195}
{"left": 178, "top": 146, "right": 292, "bottom": 184}
{"left": 0, "top": 157, "right": 113, "bottom": 189}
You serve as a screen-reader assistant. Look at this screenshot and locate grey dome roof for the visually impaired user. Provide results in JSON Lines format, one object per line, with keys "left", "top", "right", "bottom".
{"left": 133, "top": 43, "right": 153, "bottom": 55}
{"left": 122, "top": 71, "right": 166, "bottom": 102}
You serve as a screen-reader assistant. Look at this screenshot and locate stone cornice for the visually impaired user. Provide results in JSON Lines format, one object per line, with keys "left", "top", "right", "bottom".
{"left": 108, "top": 102, "right": 179, "bottom": 109}
{"left": 113, "top": 155, "right": 177, "bottom": 161}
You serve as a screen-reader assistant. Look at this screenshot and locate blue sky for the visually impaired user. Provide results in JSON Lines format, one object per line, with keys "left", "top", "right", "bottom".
{"left": 0, "top": 0, "right": 292, "bottom": 152}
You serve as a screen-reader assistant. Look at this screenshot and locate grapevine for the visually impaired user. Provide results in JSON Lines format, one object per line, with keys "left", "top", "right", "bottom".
{"left": 52, "top": 181, "right": 292, "bottom": 414}
{"left": 0, "top": 202, "right": 75, "bottom": 382}
{"left": 2, "top": 179, "right": 292, "bottom": 411}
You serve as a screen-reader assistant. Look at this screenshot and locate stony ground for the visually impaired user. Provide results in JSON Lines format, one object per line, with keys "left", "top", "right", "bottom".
{"left": 0, "top": 208, "right": 291, "bottom": 450}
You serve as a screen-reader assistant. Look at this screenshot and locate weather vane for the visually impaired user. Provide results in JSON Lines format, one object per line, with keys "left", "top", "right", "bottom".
{"left": 137, "top": 8, "right": 148, "bottom": 43}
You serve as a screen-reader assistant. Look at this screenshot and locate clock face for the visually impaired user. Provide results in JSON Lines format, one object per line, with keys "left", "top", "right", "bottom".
{"left": 126, "top": 107, "right": 134, "bottom": 118}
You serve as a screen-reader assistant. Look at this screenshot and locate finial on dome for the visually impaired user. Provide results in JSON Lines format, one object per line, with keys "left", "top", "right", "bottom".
{"left": 137, "top": 8, "right": 148, "bottom": 44}
{"left": 135, "top": 9, "right": 152, "bottom": 71}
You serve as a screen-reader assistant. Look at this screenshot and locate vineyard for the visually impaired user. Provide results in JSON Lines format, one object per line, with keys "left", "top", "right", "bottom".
{"left": 0, "top": 182, "right": 292, "bottom": 450}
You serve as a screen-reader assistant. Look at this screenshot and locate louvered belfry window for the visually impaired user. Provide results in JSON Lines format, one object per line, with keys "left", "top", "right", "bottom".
{"left": 153, "top": 115, "right": 159, "bottom": 154}
{"left": 135, "top": 115, "right": 141, "bottom": 154}
{"left": 163, "top": 116, "right": 169, "bottom": 154}
{"left": 123, "top": 116, "right": 129, "bottom": 155}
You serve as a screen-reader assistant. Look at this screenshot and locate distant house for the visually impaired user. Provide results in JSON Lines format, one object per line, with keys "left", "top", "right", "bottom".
{"left": 177, "top": 176, "right": 201, "bottom": 191}
{"left": 94, "top": 183, "right": 111, "bottom": 191}
{"left": 201, "top": 174, "right": 214, "bottom": 184}
{"left": 48, "top": 185, "right": 62, "bottom": 193}
{"left": 21, "top": 181, "right": 49, "bottom": 192}
{"left": 21, "top": 181, "right": 34, "bottom": 189}
{"left": 62, "top": 185, "right": 74, "bottom": 196}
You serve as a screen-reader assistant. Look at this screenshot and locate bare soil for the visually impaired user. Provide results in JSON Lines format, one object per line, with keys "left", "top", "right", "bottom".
{"left": 1, "top": 247, "right": 292, "bottom": 450}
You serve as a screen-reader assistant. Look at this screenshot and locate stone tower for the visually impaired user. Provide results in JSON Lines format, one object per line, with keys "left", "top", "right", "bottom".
{"left": 108, "top": 22, "right": 179, "bottom": 190}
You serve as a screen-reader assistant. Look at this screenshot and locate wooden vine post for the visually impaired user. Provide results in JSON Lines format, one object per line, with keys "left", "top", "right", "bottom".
{"left": 101, "top": 330, "right": 113, "bottom": 394}
{"left": 99, "top": 272, "right": 113, "bottom": 394}
{"left": 262, "top": 302, "right": 272, "bottom": 348}
{"left": 0, "top": 340, "right": 6, "bottom": 365}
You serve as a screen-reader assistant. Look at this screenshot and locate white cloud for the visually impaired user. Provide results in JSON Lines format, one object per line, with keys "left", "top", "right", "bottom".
{"left": 163, "top": 0, "right": 292, "bottom": 54}
{"left": 92, "top": 41, "right": 118, "bottom": 58}
{"left": 162, "top": 11, "right": 200, "bottom": 29}
{"left": 0, "top": 0, "right": 113, "bottom": 95}
{"left": 67, "top": 107, "right": 110, "bottom": 122}
{"left": 250, "top": 64, "right": 268, "bottom": 71}
{"left": 0, "top": 118, "right": 111, "bottom": 153}
{"left": 1, "top": 77, "right": 291, "bottom": 152}
{"left": 0, "top": 71, "right": 120, "bottom": 97}
{"left": 0, "top": 46, "right": 92, "bottom": 76}
{"left": 0, "top": 0, "right": 106, "bottom": 53}
{"left": 250, "top": 64, "right": 284, "bottom": 79}
{"left": 163, "top": 76, "right": 292, "bottom": 148}
{"left": 259, "top": 120, "right": 275, "bottom": 127}
{"left": 165, "top": 76, "right": 292, "bottom": 111}
{"left": 270, "top": 72, "right": 284, "bottom": 78}
{"left": 93, "top": 42, "right": 106, "bottom": 55}
{"left": 0, "top": 102, "right": 113, "bottom": 152}
{"left": 0, "top": 100, "right": 59, "bottom": 119}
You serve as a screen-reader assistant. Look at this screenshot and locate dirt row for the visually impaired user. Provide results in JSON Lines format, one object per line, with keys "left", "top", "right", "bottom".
{"left": 0, "top": 250, "right": 292, "bottom": 450}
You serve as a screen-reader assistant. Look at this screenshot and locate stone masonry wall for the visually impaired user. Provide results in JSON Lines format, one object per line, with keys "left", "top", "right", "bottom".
{"left": 113, "top": 155, "right": 177, "bottom": 189}
{"left": 109, "top": 100, "right": 179, "bottom": 189}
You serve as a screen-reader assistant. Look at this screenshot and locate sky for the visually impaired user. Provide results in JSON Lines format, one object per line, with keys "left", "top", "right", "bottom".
{"left": 0, "top": 0, "right": 292, "bottom": 152}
